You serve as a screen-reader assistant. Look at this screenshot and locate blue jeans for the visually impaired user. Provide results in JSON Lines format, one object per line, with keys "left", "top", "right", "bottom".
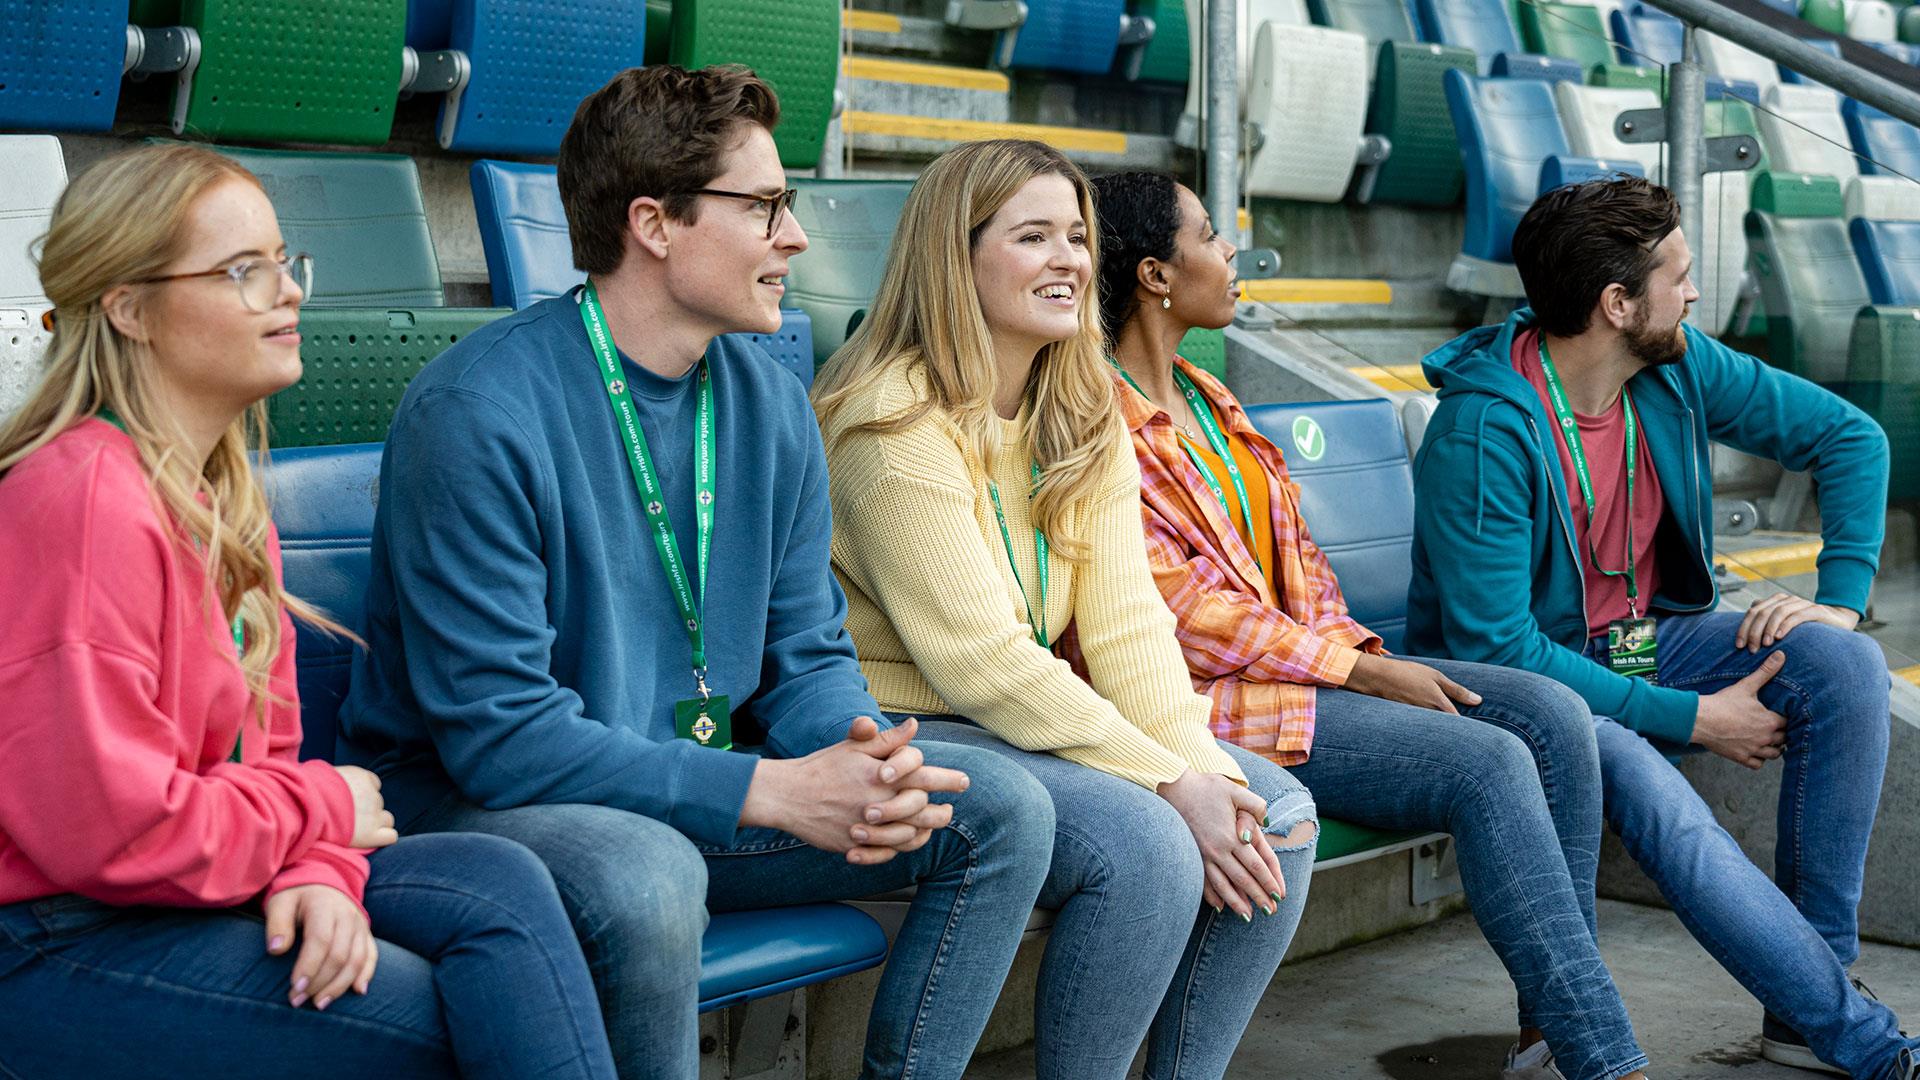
{"left": 1285, "top": 657, "right": 1645, "bottom": 1080}
{"left": 402, "top": 739, "right": 1054, "bottom": 1080}
{"left": 0, "top": 833, "right": 614, "bottom": 1079}
{"left": 1585, "top": 610, "right": 1913, "bottom": 1079}
{"left": 900, "top": 714, "right": 1316, "bottom": 1080}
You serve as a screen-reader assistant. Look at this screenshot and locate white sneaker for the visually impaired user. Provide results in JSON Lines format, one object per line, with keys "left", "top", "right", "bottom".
{"left": 1502, "top": 1039, "right": 1569, "bottom": 1080}
{"left": 1758, "top": 1034, "right": 1847, "bottom": 1076}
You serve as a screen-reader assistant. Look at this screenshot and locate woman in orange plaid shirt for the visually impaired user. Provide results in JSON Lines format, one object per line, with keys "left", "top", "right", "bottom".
{"left": 1089, "top": 173, "right": 1649, "bottom": 1080}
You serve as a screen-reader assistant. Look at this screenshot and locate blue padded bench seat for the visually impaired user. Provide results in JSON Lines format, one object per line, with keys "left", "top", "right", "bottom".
{"left": 262, "top": 442, "right": 890, "bottom": 1012}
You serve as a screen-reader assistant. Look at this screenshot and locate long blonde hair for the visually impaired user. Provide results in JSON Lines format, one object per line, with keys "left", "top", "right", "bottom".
{"left": 812, "top": 139, "right": 1120, "bottom": 559}
{"left": 0, "top": 143, "right": 342, "bottom": 720}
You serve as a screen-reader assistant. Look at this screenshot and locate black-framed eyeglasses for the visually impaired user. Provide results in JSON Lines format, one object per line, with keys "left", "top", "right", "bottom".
{"left": 135, "top": 252, "right": 314, "bottom": 313}
{"left": 685, "top": 188, "right": 798, "bottom": 239}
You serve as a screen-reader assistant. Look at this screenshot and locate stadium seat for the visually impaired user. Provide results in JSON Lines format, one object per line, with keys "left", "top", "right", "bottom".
{"left": 208, "top": 147, "right": 508, "bottom": 447}
{"left": 0, "top": 0, "right": 128, "bottom": 131}
{"left": 1176, "top": 0, "right": 1311, "bottom": 144}
{"left": 1445, "top": 71, "right": 1585, "bottom": 295}
{"left": 1245, "top": 21, "right": 1374, "bottom": 201}
{"left": 1308, "top": 0, "right": 1420, "bottom": 80}
{"left": 1696, "top": 100, "right": 1765, "bottom": 335}
{"left": 1846, "top": 176, "right": 1920, "bottom": 304}
{"left": 1491, "top": 51, "right": 1587, "bottom": 81}
{"left": 1608, "top": 7, "right": 1760, "bottom": 101}
{"left": 1538, "top": 154, "right": 1645, "bottom": 189}
{"left": 1902, "top": 5, "right": 1920, "bottom": 45}
{"left": 1758, "top": 83, "right": 1860, "bottom": 187}
{"left": 432, "top": 0, "right": 649, "bottom": 157}
{"left": 169, "top": 0, "right": 405, "bottom": 145}
{"left": 1866, "top": 40, "right": 1920, "bottom": 65}
{"left": 1843, "top": 98, "right": 1920, "bottom": 179}
{"left": 1554, "top": 83, "right": 1665, "bottom": 178}
{"left": 0, "top": 136, "right": 65, "bottom": 423}
{"left": 1801, "top": 0, "right": 1848, "bottom": 35}
{"left": 1697, "top": 30, "right": 1782, "bottom": 100}
{"left": 261, "top": 442, "right": 891, "bottom": 1011}
{"left": 468, "top": 160, "right": 815, "bottom": 384}
{"left": 673, "top": 0, "right": 839, "bottom": 169}
{"left": 1178, "top": 327, "right": 1228, "bottom": 380}
{"left": 1130, "top": 0, "right": 1194, "bottom": 82}
{"left": 1844, "top": 0, "right": 1898, "bottom": 42}
{"left": 786, "top": 179, "right": 915, "bottom": 366}
{"left": 1745, "top": 171, "right": 1867, "bottom": 383}
{"left": 999, "top": 0, "right": 1127, "bottom": 74}
{"left": 1589, "top": 60, "right": 1667, "bottom": 91}
{"left": 1360, "top": 42, "right": 1477, "bottom": 205}
{"left": 1843, "top": 307, "right": 1920, "bottom": 501}
{"left": 1517, "top": 1, "right": 1614, "bottom": 73}
{"left": 1243, "top": 399, "right": 1414, "bottom": 652}
{"left": 1415, "top": 0, "right": 1536, "bottom": 74}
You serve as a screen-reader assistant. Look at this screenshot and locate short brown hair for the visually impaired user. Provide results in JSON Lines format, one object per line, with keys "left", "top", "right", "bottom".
{"left": 1511, "top": 176, "right": 1680, "bottom": 337}
{"left": 557, "top": 65, "right": 781, "bottom": 275}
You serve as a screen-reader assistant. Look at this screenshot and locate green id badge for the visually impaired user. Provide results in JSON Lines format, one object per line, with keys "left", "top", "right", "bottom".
{"left": 674, "top": 695, "right": 733, "bottom": 750}
{"left": 1607, "top": 617, "right": 1659, "bottom": 682}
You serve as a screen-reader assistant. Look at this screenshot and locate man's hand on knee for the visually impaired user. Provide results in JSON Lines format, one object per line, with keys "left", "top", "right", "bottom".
{"left": 1693, "top": 651, "right": 1789, "bottom": 769}
{"left": 741, "top": 717, "right": 971, "bottom": 863}
{"left": 1734, "top": 591, "right": 1860, "bottom": 652}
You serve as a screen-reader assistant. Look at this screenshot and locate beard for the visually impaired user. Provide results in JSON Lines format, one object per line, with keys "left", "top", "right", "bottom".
{"left": 1625, "top": 302, "right": 1688, "bottom": 367}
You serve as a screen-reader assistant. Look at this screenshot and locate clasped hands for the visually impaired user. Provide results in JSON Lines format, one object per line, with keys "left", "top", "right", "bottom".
{"left": 741, "top": 716, "right": 970, "bottom": 865}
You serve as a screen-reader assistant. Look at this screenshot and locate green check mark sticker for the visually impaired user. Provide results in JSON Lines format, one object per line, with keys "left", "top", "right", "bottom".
{"left": 1291, "top": 415, "right": 1326, "bottom": 462}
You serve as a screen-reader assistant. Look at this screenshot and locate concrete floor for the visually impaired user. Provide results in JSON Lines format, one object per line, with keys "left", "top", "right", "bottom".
{"left": 964, "top": 899, "right": 1920, "bottom": 1079}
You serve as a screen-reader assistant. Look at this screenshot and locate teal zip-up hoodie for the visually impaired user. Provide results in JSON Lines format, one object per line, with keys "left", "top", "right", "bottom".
{"left": 1406, "top": 308, "right": 1888, "bottom": 749}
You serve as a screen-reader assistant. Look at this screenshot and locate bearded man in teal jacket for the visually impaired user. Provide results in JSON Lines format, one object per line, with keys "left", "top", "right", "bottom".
{"left": 1408, "top": 176, "right": 1914, "bottom": 1080}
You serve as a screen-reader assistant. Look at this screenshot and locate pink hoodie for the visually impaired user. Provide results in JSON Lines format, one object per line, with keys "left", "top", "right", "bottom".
{"left": 0, "top": 419, "right": 366, "bottom": 912}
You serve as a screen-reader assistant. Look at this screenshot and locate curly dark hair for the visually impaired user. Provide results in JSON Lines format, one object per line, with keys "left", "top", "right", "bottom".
{"left": 1512, "top": 176, "right": 1680, "bottom": 337}
{"left": 1088, "top": 172, "right": 1184, "bottom": 347}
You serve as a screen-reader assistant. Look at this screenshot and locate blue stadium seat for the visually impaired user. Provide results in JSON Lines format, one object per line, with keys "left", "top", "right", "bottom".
{"left": 0, "top": 0, "right": 128, "bottom": 131}
{"left": 1539, "top": 155, "right": 1646, "bottom": 190}
{"left": 1242, "top": 399, "right": 1415, "bottom": 652}
{"left": 262, "top": 441, "right": 890, "bottom": 1010}
{"left": 1413, "top": 0, "right": 1527, "bottom": 74}
{"left": 1843, "top": 97, "right": 1920, "bottom": 178}
{"left": 1867, "top": 40, "right": 1920, "bottom": 65}
{"left": 469, "top": 159, "right": 816, "bottom": 386}
{"left": 1444, "top": 71, "right": 1579, "bottom": 294}
{"left": 1851, "top": 215, "right": 1920, "bottom": 305}
{"left": 429, "top": 0, "right": 650, "bottom": 155}
{"left": 999, "top": 0, "right": 1126, "bottom": 74}
{"left": 406, "top": 0, "right": 455, "bottom": 49}
{"left": 1490, "top": 52, "right": 1585, "bottom": 82}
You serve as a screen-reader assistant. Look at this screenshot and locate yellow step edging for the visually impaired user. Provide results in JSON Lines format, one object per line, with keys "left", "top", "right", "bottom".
{"left": 1896, "top": 664, "right": 1920, "bottom": 688}
{"left": 1350, "top": 363, "right": 1431, "bottom": 393}
{"left": 843, "top": 9, "right": 903, "bottom": 33}
{"left": 1714, "top": 539, "right": 1822, "bottom": 581}
{"left": 841, "top": 111, "right": 1129, "bottom": 155}
{"left": 843, "top": 56, "right": 1011, "bottom": 93}
{"left": 1240, "top": 279, "right": 1393, "bottom": 304}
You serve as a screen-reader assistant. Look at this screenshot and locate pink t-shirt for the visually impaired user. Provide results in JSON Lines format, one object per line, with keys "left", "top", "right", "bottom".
{"left": 1513, "top": 329, "right": 1665, "bottom": 638}
{"left": 0, "top": 419, "right": 365, "bottom": 911}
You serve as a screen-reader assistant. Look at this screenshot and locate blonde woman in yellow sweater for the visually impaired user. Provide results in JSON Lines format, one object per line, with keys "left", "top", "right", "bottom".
{"left": 812, "top": 139, "right": 1316, "bottom": 1080}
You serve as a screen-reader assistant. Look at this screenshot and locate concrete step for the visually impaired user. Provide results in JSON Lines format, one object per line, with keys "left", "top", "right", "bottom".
{"left": 842, "top": 55, "right": 1011, "bottom": 122}
{"left": 841, "top": 110, "right": 1175, "bottom": 168}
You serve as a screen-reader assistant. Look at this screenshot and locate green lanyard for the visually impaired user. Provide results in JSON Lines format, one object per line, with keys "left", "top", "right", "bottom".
{"left": 1538, "top": 341, "right": 1642, "bottom": 617}
{"left": 96, "top": 408, "right": 247, "bottom": 760}
{"left": 579, "top": 283, "right": 717, "bottom": 695}
{"left": 1111, "top": 361, "right": 1260, "bottom": 562}
{"left": 987, "top": 461, "right": 1049, "bottom": 647}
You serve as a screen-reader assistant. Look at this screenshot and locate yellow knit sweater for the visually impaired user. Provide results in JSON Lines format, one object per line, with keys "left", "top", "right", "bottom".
{"left": 821, "top": 360, "right": 1245, "bottom": 790}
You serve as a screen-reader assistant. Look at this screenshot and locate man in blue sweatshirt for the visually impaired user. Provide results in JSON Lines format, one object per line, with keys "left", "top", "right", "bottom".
{"left": 1409, "top": 177, "right": 1914, "bottom": 1080}
{"left": 338, "top": 66, "right": 1053, "bottom": 1078}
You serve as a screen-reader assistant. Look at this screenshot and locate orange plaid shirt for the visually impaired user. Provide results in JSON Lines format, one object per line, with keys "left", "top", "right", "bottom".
{"left": 1110, "top": 359, "right": 1383, "bottom": 765}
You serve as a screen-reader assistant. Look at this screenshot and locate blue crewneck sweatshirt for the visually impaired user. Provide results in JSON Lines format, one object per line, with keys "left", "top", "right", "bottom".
{"left": 338, "top": 291, "right": 882, "bottom": 845}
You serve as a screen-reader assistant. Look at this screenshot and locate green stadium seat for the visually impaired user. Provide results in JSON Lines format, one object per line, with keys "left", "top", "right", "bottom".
{"left": 1801, "top": 0, "right": 1849, "bottom": 34}
{"left": 1589, "top": 61, "right": 1665, "bottom": 91}
{"left": 1361, "top": 41, "right": 1476, "bottom": 206}
{"left": 787, "top": 179, "right": 916, "bottom": 366}
{"left": 1307, "top": 0, "right": 1419, "bottom": 81}
{"left": 1177, "top": 327, "right": 1227, "bottom": 380}
{"left": 671, "top": 0, "right": 839, "bottom": 169}
{"left": 1844, "top": 307, "right": 1920, "bottom": 501}
{"left": 1902, "top": 4, "right": 1920, "bottom": 42}
{"left": 1129, "top": 0, "right": 1192, "bottom": 83}
{"left": 206, "top": 146, "right": 507, "bottom": 446}
{"left": 1517, "top": 1, "right": 1613, "bottom": 72}
{"left": 1746, "top": 171, "right": 1865, "bottom": 384}
{"left": 1316, "top": 818, "right": 1425, "bottom": 862}
{"left": 169, "top": 0, "right": 406, "bottom": 145}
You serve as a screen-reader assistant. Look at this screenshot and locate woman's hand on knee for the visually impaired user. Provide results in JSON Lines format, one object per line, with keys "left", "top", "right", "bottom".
{"left": 265, "top": 885, "right": 379, "bottom": 1010}
{"left": 1159, "top": 771, "right": 1282, "bottom": 920}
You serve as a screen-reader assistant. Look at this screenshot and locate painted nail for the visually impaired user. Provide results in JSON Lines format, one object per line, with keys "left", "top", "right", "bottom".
{"left": 1239, "top": 828, "right": 1252, "bottom": 844}
{"left": 293, "top": 976, "right": 309, "bottom": 994}
{"left": 1271, "top": 890, "right": 1285, "bottom": 905}
{"left": 1262, "top": 814, "right": 1270, "bottom": 829}
{"left": 1211, "top": 904, "right": 1223, "bottom": 915}
{"left": 1262, "top": 903, "right": 1275, "bottom": 916}
{"left": 290, "top": 993, "right": 308, "bottom": 1008}
{"left": 268, "top": 935, "right": 286, "bottom": 952}
{"left": 1239, "top": 910, "right": 1252, "bottom": 923}
{"left": 315, "top": 995, "right": 332, "bottom": 1011}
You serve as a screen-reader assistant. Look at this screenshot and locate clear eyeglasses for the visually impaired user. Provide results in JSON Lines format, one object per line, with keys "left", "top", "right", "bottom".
{"left": 136, "top": 252, "right": 315, "bottom": 313}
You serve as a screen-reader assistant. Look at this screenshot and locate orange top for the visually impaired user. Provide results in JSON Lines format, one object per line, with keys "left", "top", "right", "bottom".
{"left": 1175, "top": 413, "right": 1277, "bottom": 598}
